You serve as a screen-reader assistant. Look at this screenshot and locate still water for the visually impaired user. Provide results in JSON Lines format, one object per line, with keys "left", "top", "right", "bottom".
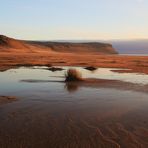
{"left": 0, "top": 66, "right": 148, "bottom": 94}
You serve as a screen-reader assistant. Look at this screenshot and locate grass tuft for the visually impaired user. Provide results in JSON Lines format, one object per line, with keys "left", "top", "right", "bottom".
{"left": 65, "top": 69, "right": 83, "bottom": 82}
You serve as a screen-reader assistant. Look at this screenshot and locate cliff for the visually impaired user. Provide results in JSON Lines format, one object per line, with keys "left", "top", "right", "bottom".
{"left": 0, "top": 35, "right": 118, "bottom": 54}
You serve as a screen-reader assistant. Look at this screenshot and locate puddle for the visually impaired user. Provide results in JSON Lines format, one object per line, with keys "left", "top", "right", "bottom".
{"left": 31, "top": 66, "right": 148, "bottom": 85}
{"left": 0, "top": 66, "right": 148, "bottom": 84}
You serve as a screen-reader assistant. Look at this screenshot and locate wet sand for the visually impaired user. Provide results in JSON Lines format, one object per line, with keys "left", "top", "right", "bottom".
{"left": 0, "top": 84, "right": 148, "bottom": 148}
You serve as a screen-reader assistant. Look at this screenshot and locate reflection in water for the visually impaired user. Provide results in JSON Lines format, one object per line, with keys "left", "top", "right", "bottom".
{"left": 65, "top": 82, "right": 79, "bottom": 93}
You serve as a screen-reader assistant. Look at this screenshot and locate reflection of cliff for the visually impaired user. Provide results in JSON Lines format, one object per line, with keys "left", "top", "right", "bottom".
{"left": 0, "top": 35, "right": 118, "bottom": 54}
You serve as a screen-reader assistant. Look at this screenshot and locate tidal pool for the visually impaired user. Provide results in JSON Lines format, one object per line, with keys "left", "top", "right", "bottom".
{"left": 0, "top": 66, "right": 148, "bottom": 148}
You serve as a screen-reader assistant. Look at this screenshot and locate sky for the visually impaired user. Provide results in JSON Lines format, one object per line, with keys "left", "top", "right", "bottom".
{"left": 0, "top": 0, "right": 148, "bottom": 40}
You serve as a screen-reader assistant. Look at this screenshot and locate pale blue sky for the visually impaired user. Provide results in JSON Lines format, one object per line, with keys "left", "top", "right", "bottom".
{"left": 0, "top": 0, "right": 148, "bottom": 40}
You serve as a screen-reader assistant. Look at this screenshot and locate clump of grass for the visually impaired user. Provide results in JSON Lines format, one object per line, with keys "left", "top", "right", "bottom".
{"left": 65, "top": 69, "right": 83, "bottom": 82}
